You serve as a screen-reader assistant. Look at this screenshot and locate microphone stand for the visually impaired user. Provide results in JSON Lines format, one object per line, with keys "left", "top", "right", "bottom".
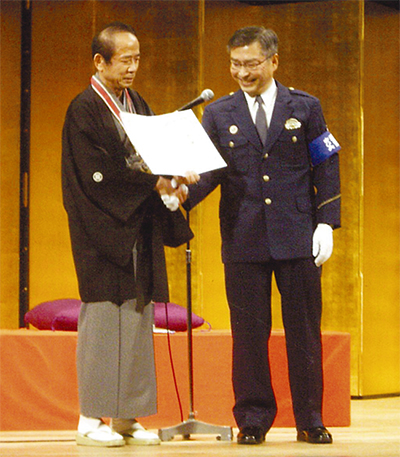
{"left": 158, "top": 209, "right": 232, "bottom": 442}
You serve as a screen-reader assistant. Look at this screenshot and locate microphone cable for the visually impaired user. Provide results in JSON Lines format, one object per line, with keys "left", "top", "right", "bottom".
{"left": 162, "top": 301, "right": 184, "bottom": 422}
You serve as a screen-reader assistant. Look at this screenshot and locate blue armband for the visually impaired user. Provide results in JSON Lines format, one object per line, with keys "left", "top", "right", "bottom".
{"left": 308, "top": 131, "right": 341, "bottom": 166}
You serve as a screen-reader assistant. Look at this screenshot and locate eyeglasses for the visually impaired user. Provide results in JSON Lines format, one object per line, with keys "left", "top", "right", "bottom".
{"left": 230, "top": 55, "right": 273, "bottom": 71}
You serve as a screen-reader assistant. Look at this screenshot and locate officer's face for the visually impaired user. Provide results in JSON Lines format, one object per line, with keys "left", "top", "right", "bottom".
{"left": 230, "top": 41, "right": 278, "bottom": 97}
{"left": 94, "top": 32, "right": 140, "bottom": 97}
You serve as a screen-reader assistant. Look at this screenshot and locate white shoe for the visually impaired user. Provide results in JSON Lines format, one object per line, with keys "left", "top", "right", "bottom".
{"left": 111, "top": 418, "right": 161, "bottom": 445}
{"left": 76, "top": 416, "right": 125, "bottom": 447}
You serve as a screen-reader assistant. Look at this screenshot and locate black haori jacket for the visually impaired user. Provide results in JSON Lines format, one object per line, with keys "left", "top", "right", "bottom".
{"left": 62, "top": 85, "right": 193, "bottom": 306}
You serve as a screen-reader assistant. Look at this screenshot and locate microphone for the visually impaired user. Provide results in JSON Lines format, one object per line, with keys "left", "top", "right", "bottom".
{"left": 177, "top": 89, "right": 214, "bottom": 111}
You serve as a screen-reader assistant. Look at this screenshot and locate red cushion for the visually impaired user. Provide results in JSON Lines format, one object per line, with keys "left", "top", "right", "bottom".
{"left": 51, "top": 306, "right": 81, "bottom": 331}
{"left": 24, "top": 299, "right": 81, "bottom": 331}
{"left": 154, "top": 302, "right": 205, "bottom": 331}
{"left": 24, "top": 300, "right": 206, "bottom": 333}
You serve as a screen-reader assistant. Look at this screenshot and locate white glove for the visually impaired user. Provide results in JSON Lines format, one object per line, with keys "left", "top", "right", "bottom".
{"left": 312, "top": 223, "right": 333, "bottom": 267}
{"left": 161, "top": 194, "right": 179, "bottom": 212}
{"left": 171, "top": 178, "right": 188, "bottom": 195}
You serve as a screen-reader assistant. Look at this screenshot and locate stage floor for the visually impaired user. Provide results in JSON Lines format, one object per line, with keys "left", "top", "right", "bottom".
{"left": 0, "top": 398, "right": 399, "bottom": 457}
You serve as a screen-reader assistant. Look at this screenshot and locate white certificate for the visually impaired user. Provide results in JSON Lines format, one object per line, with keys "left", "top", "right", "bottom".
{"left": 120, "top": 110, "right": 227, "bottom": 176}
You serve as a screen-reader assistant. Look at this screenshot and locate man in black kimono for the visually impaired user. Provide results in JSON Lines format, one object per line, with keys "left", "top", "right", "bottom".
{"left": 62, "top": 22, "right": 196, "bottom": 447}
{"left": 185, "top": 27, "right": 341, "bottom": 445}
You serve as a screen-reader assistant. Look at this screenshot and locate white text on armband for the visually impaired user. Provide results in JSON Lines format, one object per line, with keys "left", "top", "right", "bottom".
{"left": 308, "top": 131, "right": 341, "bottom": 166}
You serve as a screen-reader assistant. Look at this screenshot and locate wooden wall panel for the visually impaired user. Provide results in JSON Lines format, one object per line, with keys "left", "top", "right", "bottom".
{"left": 27, "top": 0, "right": 201, "bottom": 313}
{"left": 1, "top": 0, "right": 398, "bottom": 397}
{"left": 199, "top": 1, "right": 364, "bottom": 350}
{"left": 29, "top": 0, "right": 93, "bottom": 311}
{"left": 197, "top": 0, "right": 399, "bottom": 395}
{"left": 0, "top": 1, "right": 22, "bottom": 328}
{"left": 362, "top": 1, "right": 400, "bottom": 396}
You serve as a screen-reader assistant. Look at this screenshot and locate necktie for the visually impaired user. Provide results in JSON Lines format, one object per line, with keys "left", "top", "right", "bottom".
{"left": 255, "top": 95, "right": 268, "bottom": 145}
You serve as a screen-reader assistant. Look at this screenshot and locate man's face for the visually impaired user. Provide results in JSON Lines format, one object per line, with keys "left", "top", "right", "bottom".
{"left": 95, "top": 32, "right": 140, "bottom": 97}
{"left": 230, "top": 41, "right": 278, "bottom": 97}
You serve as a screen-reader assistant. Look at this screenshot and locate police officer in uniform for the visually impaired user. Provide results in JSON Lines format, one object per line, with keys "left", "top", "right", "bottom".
{"left": 185, "top": 26, "right": 341, "bottom": 445}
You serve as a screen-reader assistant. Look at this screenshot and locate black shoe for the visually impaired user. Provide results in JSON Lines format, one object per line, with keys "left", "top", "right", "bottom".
{"left": 237, "top": 426, "right": 265, "bottom": 445}
{"left": 297, "top": 426, "right": 333, "bottom": 444}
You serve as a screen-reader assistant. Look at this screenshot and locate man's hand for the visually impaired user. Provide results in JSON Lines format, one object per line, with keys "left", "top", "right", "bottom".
{"left": 160, "top": 194, "right": 180, "bottom": 211}
{"left": 155, "top": 176, "right": 176, "bottom": 195}
{"left": 155, "top": 172, "right": 199, "bottom": 211}
{"left": 170, "top": 171, "right": 200, "bottom": 205}
{"left": 173, "top": 171, "right": 200, "bottom": 186}
{"left": 155, "top": 177, "right": 179, "bottom": 211}
{"left": 312, "top": 223, "right": 333, "bottom": 267}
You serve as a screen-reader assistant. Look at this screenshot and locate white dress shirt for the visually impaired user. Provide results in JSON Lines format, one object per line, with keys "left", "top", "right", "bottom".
{"left": 244, "top": 79, "right": 278, "bottom": 127}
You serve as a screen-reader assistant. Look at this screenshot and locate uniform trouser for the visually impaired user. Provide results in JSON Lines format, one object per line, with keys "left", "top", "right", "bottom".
{"left": 224, "top": 257, "right": 324, "bottom": 433}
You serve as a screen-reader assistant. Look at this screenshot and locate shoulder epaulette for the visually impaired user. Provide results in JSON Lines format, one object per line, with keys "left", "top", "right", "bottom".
{"left": 288, "top": 87, "right": 317, "bottom": 100}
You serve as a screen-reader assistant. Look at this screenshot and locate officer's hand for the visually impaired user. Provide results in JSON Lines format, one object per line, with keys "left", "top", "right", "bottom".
{"left": 313, "top": 223, "right": 333, "bottom": 267}
{"left": 173, "top": 171, "right": 200, "bottom": 186}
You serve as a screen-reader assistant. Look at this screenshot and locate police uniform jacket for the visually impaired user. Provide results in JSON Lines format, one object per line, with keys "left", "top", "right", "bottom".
{"left": 62, "top": 85, "right": 193, "bottom": 306}
{"left": 186, "top": 81, "right": 340, "bottom": 263}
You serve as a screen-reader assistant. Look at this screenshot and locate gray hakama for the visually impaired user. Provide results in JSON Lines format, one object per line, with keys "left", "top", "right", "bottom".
{"left": 76, "top": 299, "right": 157, "bottom": 419}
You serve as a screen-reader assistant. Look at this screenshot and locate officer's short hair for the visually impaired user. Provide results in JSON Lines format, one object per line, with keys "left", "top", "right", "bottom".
{"left": 227, "top": 26, "right": 278, "bottom": 57}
